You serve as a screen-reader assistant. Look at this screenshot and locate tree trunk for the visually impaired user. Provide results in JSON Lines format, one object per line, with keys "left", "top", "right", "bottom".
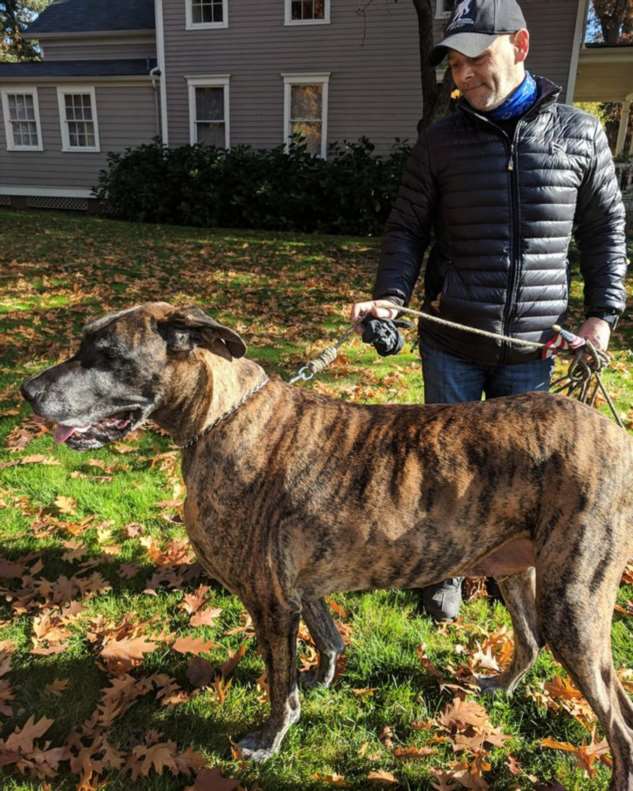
{"left": 413, "top": 0, "right": 455, "bottom": 128}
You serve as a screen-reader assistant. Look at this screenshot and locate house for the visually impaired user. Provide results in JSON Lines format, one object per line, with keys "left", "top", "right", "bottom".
{"left": 0, "top": 0, "right": 601, "bottom": 210}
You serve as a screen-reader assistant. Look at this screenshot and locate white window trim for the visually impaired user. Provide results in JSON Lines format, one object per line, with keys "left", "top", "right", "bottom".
{"left": 284, "top": 0, "right": 331, "bottom": 25}
{"left": 1, "top": 87, "right": 43, "bottom": 152}
{"left": 57, "top": 86, "right": 100, "bottom": 153}
{"left": 187, "top": 75, "right": 230, "bottom": 147}
{"left": 435, "top": 0, "right": 452, "bottom": 19}
{"left": 185, "top": 0, "right": 229, "bottom": 30}
{"left": 282, "top": 72, "right": 330, "bottom": 159}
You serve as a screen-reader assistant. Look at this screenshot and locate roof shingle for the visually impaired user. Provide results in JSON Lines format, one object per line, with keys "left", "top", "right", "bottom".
{"left": 26, "top": 0, "right": 155, "bottom": 35}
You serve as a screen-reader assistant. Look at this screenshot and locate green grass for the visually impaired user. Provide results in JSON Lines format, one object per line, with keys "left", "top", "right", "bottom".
{"left": 0, "top": 209, "right": 631, "bottom": 790}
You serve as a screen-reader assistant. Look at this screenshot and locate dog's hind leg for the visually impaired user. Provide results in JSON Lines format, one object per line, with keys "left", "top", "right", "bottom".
{"left": 238, "top": 603, "right": 301, "bottom": 762}
{"left": 300, "top": 598, "right": 345, "bottom": 689}
{"left": 538, "top": 552, "right": 633, "bottom": 791}
{"left": 478, "top": 567, "right": 543, "bottom": 695}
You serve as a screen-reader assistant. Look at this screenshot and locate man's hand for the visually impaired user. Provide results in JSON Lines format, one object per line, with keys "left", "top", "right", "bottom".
{"left": 350, "top": 299, "right": 400, "bottom": 332}
{"left": 577, "top": 317, "right": 611, "bottom": 351}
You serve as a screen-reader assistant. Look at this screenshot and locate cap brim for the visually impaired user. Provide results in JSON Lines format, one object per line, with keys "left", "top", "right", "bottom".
{"left": 430, "top": 32, "right": 498, "bottom": 67}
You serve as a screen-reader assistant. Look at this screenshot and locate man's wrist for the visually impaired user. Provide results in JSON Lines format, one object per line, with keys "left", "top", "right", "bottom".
{"left": 586, "top": 311, "right": 619, "bottom": 329}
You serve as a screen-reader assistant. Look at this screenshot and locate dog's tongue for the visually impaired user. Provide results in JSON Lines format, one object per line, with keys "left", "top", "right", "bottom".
{"left": 54, "top": 424, "right": 77, "bottom": 443}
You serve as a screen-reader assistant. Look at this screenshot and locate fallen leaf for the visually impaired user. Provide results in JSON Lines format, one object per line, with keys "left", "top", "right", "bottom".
{"left": 186, "top": 767, "right": 241, "bottom": 791}
{"left": 367, "top": 769, "right": 398, "bottom": 785}
{"left": 186, "top": 656, "right": 215, "bottom": 688}
{"left": 172, "top": 636, "right": 217, "bottom": 655}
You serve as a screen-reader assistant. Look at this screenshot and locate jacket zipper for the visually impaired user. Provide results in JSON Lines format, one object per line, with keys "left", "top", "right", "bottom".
{"left": 502, "top": 120, "right": 524, "bottom": 357}
{"left": 458, "top": 102, "right": 537, "bottom": 363}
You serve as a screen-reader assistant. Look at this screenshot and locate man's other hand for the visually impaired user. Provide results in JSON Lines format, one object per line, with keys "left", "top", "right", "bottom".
{"left": 577, "top": 317, "right": 611, "bottom": 351}
{"left": 350, "top": 299, "right": 400, "bottom": 332}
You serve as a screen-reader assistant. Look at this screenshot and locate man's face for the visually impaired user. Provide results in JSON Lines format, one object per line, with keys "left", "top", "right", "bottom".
{"left": 448, "top": 30, "right": 529, "bottom": 113}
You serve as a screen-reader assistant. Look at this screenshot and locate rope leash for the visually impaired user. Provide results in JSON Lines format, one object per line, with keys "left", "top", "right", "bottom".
{"left": 287, "top": 308, "right": 625, "bottom": 426}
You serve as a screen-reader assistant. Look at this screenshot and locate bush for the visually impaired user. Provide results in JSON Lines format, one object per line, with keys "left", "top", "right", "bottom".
{"left": 95, "top": 136, "right": 412, "bottom": 236}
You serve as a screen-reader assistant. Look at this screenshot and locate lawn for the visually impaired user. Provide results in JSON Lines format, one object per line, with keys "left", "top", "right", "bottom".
{"left": 0, "top": 209, "right": 632, "bottom": 791}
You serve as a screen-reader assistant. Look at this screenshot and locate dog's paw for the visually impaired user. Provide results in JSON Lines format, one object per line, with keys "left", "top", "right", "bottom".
{"left": 299, "top": 668, "right": 333, "bottom": 690}
{"left": 477, "top": 674, "right": 511, "bottom": 696}
{"left": 236, "top": 732, "right": 277, "bottom": 762}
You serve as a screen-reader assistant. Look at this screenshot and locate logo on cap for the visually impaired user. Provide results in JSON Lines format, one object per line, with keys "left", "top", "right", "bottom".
{"left": 447, "top": 0, "right": 476, "bottom": 31}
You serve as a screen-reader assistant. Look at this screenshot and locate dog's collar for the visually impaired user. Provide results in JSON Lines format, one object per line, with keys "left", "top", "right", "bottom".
{"left": 177, "top": 374, "right": 270, "bottom": 449}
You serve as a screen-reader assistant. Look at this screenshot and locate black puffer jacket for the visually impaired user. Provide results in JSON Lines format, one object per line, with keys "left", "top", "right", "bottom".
{"left": 374, "top": 77, "right": 628, "bottom": 366}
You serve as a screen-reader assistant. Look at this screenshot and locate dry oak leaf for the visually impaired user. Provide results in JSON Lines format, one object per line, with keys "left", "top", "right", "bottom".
{"left": 0, "top": 679, "right": 15, "bottom": 717}
{"left": 367, "top": 769, "right": 399, "bottom": 785}
{"left": 438, "top": 698, "right": 490, "bottom": 733}
{"left": 219, "top": 641, "right": 248, "bottom": 677}
{"left": 54, "top": 495, "right": 78, "bottom": 515}
{"left": 186, "top": 766, "right": 242, "bottom": 791}
{"left": 393, "top": 745, "right": 436, "bottom": 759}
{"left": 186, "top": 655, "right": 215, "bottom": 688}
{"left": 172, "top": 635, "right": 217, "bottom": 655}
{"left": 3, "top": 715, "right": 54, "bottom": 753}
{"left": 311, "top": 772, "right": 351, "bottom": 787}
{"left": 128, "top": 740, "right": 178, "bottom": 779}
{"left": 100, "top": 636, "right": 158, "bottom": 669}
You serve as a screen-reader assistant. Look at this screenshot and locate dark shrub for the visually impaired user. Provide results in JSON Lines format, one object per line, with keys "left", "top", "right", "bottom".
{"left": 96, "top": 135, "right": 412, "bottom": 236}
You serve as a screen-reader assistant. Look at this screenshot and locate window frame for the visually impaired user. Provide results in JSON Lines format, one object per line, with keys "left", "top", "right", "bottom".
{"left": 1, "top": 87, "right": 43, "bottom": 152}
{"left": 436, "top": 0, "right": 452, "bottom": 19}
{"left": 186, "top": 0, "right": 229, "bottom": 30}
{"left": 284, "top": 0, "right": 331, "bottom": 26}
{"left": 282, "top": 72, "right": 330, "bottom": 159}
{"left": 187, "top": 75, "right": 231, "bottom": 148}
{"left": 56, "top": 86, "right": 100, "bottom": 153}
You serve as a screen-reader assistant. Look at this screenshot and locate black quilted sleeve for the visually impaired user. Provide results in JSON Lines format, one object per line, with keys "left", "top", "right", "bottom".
{"left": 574, "top": 119, "right": 628, "bottom": 315}
{"left": 373, "top": 130, "right": 438, "bottom": 304}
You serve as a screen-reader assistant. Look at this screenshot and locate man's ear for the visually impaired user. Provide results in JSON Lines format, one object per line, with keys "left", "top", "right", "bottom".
{"left": 159, "top": 305, "right": 247, "bottom": 358}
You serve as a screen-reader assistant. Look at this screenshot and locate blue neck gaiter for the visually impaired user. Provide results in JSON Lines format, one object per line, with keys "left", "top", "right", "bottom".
{"left": 486, "top": 72, "right": 538, "bottom": 121}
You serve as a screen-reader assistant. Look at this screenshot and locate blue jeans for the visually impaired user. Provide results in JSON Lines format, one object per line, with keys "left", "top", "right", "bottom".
{"left": 421, "top": 340, "right": 554, "bottom": 404}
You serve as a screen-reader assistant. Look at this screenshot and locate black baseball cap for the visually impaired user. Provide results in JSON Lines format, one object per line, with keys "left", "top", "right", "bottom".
{"left": 431, "top": 0, "right": 527, "bottom": 67}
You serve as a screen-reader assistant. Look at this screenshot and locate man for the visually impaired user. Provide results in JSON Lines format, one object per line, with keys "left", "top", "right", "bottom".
{"left": 351, "top": 0, "right": 627, "bottom": 620}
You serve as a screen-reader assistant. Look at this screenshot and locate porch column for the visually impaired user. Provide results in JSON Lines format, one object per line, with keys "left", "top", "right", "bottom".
{"left": 615, "top": 99, "right": 631, "bottom": 157}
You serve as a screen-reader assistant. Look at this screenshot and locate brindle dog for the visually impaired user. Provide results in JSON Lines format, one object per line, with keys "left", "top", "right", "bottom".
{"left": 21, "top": 302, "right": 633, "bottom": 789}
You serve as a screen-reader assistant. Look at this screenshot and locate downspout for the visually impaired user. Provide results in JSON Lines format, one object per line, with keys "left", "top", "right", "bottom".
{"left": 155, "top": 0, "right": 169, "bottom": 145}
{"left": 566, "top": 0, "right": 590, "bottom": 104}
{"left": 149, "top": 65, "right": 162, "bottom": 141}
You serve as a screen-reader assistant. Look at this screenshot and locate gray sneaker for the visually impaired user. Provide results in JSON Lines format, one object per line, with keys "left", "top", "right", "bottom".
{"left": 421, "top": 578, "right": 464, "bottom": 621}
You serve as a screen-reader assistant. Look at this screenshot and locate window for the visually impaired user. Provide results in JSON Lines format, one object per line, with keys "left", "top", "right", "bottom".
{"left": 283, "top": 73, "right": 329, "bottom": 158}
{"left": 186, "top": 0, "right": 228, "bottom": 29}
{"left": 436, "top": 0, "right": 452, "bottom": 18}
{"left": 1, "top": 88, "right": 43, "bottom": 151}
{"left": 57, "top": 87, "right": 100, "bottom": 152}
{"left": 285, "top": 0, "right": 330, "bottom": 25}
{"left": 187, "top": 77, "right": 230, "bottom": 147}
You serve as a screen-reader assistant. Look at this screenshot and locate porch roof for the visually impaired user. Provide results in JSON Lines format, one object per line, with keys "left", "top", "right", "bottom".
{"left": 574, "top": 43, "right": 633, "bottom": 102}
{"left": 0, "top": 59, "right": 157, "bottom": 79}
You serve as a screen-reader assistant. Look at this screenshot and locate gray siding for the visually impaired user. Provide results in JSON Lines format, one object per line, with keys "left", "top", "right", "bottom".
{"left": 162, "top": 0, "right": 580, "bottom": 155}
{"left": 0, "top": 83, "right": 159, "bottom": 191}
{"left": 42, "top": 34, "right": 156, "bottom": 61}
{"left": 163, "top": 0, "right": 423, "bottom": 153}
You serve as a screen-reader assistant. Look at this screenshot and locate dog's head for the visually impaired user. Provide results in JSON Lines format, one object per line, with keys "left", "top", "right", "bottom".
{"left": 20, "top": 302, "right": 246, "bottom": 450}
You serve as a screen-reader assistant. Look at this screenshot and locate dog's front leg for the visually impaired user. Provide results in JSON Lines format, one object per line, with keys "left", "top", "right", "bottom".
{"left": 238, "top": 605, "right": 301, "bottom": 762}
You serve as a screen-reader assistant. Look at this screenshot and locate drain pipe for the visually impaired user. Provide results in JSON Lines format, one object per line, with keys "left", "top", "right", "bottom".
{"left": 149, "top": 65, "right": 162, "bottom": 142}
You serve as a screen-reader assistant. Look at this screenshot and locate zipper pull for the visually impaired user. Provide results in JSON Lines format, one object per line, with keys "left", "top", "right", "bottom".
{"left": 507, "top": 143, "right": 515, "bottom": 171}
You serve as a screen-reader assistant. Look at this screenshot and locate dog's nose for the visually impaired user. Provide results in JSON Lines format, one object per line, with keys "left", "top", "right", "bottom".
{"left": 21, "top": 377, "right": 39, "bottom": 404}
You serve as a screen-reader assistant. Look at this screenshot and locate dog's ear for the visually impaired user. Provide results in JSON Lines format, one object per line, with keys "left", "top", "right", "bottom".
{"left": 159, "top": 306, "right": 247, "bottom": 358}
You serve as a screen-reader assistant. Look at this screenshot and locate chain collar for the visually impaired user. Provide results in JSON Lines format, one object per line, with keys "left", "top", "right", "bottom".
{"left": 177, "top": 374, "right": 270, "bottom": 449}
